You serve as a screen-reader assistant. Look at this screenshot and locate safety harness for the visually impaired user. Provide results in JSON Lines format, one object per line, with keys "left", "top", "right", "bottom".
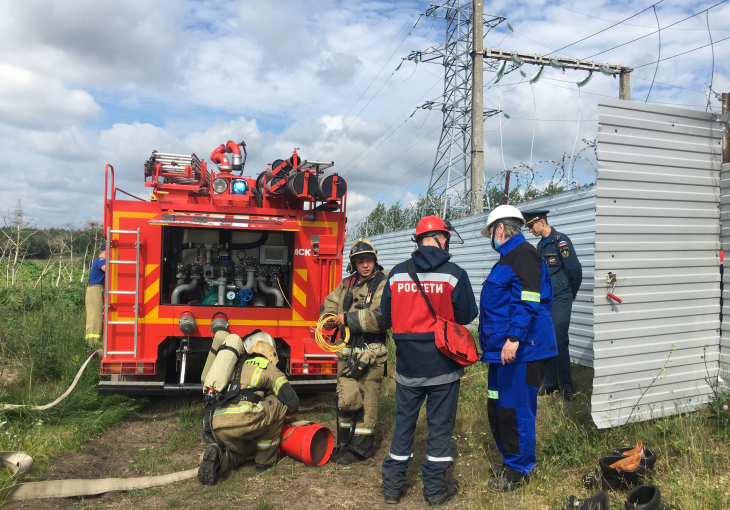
{"left": 202, "top": 352, "right": 264, "bottom": 443}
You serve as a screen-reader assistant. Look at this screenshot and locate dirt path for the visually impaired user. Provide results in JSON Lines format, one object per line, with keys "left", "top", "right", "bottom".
{"left": 6, "top": 394, "right": 482, "bottom": 510}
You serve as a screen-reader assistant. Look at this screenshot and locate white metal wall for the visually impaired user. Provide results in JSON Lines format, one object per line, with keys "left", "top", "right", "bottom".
{"left": 721, "top": 163, "right": 730, "bottom": 370}
{"left": 593, "top": 98, "right": 722, "bottom": 429}
{"left": 349, "top": 186, "right": 597, "bottom": 366}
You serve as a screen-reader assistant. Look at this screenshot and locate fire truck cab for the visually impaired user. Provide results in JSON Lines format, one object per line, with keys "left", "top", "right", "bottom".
{"left": 98, "top": 141, "right": 347, "bottom": 395}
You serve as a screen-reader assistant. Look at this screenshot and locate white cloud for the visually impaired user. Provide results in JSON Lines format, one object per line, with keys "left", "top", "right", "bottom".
{"left": 0, "top": 0, "right": 725, "bottom": 227}
{"left": 0, "top": 65, "right": 99, "bottom": 129}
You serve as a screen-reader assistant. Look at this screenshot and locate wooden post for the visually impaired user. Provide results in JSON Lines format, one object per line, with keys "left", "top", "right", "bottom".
{"left": 503, "top": 171, "right": 511, "bottom": 205}
{"left": 619, "top": 68, "right": 631, "bottom": 101}
{"left": 470, "top": 0, "right": 484, "bottom": 215}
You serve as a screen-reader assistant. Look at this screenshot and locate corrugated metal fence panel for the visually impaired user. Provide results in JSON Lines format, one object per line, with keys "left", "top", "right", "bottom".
{"left": 593, "top": 98, "right": 722, "bottom": 429}
{"left": 721, "top": 163, "right": 730, "bottom": 370}
{"left": 351, "top": 186, "right": 597, "bottom": 366}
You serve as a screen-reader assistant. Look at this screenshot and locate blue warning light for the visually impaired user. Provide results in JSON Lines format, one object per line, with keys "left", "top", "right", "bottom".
{"left": 231, "top": 180, "right": 247, "bottom": 194}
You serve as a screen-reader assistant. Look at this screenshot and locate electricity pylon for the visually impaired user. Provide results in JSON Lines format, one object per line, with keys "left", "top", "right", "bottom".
{"left": 406, "top": 1, "right": 505, "bottom": 216}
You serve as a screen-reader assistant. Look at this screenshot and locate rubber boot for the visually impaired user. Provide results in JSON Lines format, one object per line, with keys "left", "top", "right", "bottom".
{"left": 562, "top": 491, "right": 610, "bottom": 510}
{"left": 582, "top": 454, "right": 646, "bottom": 490}
{"left": 625, "top": 485, "right": 669, "bottom": 510}
{"left": 198, "top": 444, "right": 225, "bottom": 486}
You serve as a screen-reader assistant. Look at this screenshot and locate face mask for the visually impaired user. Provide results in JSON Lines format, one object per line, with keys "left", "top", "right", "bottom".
{"left": 491, "top": 236, "right": 501, "bottom": 251}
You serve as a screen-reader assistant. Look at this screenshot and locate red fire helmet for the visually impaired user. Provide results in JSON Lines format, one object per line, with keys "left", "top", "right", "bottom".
{"left": 414, "top": 216, "right": 464, "bottom": 244}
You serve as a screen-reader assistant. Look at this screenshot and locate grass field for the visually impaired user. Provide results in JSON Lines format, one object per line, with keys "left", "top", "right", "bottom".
{"left": 2, "top": 264, "right": 730, "bottom": 508}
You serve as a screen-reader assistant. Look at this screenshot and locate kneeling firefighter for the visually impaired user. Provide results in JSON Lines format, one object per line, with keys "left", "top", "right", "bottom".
{"left": 320, "top": 238, "right": 389, "bottom": 465}
{"left": 198, "top": 330, "right": 299, "bottom": 485}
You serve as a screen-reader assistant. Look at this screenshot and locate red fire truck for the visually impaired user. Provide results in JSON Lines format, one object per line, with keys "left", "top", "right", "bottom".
{"left": 98, "top": 141, "right": 347, "bottom": 395}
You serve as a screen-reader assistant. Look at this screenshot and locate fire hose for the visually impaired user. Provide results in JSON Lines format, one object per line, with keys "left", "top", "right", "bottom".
{"left": 315, "top": 313, "right": 349, "bottom": 353}
{"left": 0, "top": 350, "right": 200, "bottom": 500}
{"left": 274, "top": 277, "right": 349, "bottom": 353}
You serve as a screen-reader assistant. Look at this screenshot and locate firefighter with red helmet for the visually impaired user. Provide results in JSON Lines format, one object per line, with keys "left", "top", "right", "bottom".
{"left": 198, "top": 331, "right": 299, "bottom": 485}
{"left": 381, "top": 216, "right": 478, "bottom": 506}
{"left": 320, "top": 238, "right": 389, "bottom": 465}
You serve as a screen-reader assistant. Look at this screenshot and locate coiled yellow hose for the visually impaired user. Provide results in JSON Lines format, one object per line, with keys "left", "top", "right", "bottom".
{"left": 315, "top": 313, "right": 349, "bottom": 352}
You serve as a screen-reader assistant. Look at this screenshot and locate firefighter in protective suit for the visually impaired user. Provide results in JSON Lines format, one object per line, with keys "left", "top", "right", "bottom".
{"left": 320, "top": 238, "right": 389, "bottom": 465}
{"left": 198, "top": 331, "right": 299, "bottom": 485}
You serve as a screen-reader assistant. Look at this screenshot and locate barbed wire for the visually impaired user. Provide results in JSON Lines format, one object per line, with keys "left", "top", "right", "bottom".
{"left": 345, "top": 138, "right": 597, "bottom": 240}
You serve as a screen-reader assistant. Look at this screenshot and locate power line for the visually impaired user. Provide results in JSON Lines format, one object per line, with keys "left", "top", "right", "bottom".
{"left": 706, "top": 11, "right": 715, "bottom": 112}
{"left": 346, "top": 153, "right": 435, "bottom": 209}
{"left": 544, "top": 0, "right": 664, "bottom": 56}
{"left": 645, "top": 6, "right": 661, "bottom": 102}
{"left": 538, "top": 77, "right": 717, "bottom": 107}
{"left": 584, "top": 0, "right": 728, "bottom": 59}
{"left": 343, "top": 123, "right": 442, "bottom": 196}
{"left": 631, "top": 75, "right": 704, "bottom": 93}
{"left": 311, "top": 10, "right": 423, "bottom": 159}
{"left": 339, "top": 77, "right": 443, "bottom": 174}
{"left": 633, "top": 34, "right": 730, "bottom": 68}
{"left": 543, "top": 0, "right": 730, "bottom": 30}
{"left": 307, "top": 10, "right": 419, "bottom": 153}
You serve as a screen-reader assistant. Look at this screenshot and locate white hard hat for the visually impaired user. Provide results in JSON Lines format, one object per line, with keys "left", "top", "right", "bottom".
{"left": 242, "top": 330, "right": 275, "bottom": 354}
{"left": 481, "top": 205, "right": 525, "bottom": 237}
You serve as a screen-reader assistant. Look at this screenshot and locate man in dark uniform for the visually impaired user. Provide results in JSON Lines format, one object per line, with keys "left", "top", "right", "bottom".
{"left": 523, "top": 210, "right": 582, "bottom": 401}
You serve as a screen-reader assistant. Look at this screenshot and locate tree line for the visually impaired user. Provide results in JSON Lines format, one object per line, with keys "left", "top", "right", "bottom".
{"left": 347, "top": 182, "right": 567, "bottom": 240}
{"left": 1, "top": 201, "right": 104, "bottom": 288}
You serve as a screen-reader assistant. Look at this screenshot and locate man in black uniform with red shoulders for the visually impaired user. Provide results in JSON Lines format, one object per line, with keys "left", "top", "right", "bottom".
{"left": 523, "top": 210, "right": 582, "bottom": 401}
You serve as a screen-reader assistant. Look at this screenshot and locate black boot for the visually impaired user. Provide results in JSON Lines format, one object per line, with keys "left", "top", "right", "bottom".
{"left": 487, "top": 465, "right": 528, "bottom": 493}
{"left": 562, "top": 491, "right": 610, "bottom": 510}
{"left": 625, "top": 485, "right": 669, "bottom": 510}
{"left": 335, "top": 448, "right": 366, "bottom": 465}
{"left": 582, "top": 454, "right": 647, "bottom": 490}
{"left": 538, "top": 386, "right": 559, "bottom": 396}
{"left": 384, "top": 490, "right": 402, "bottom": 505}
{"left": 255, "top": 462, "right": 274, "bottom": 472}
{"left": 425, "top": 479, "right": 459, "bottom": 507}
{"left": 198, "top": 444, "right": 224, "bottom": 486}
{"left": 490, "top": 464, "right": 506, "bottom": 477}
{"left": 563, "top": 387, "right": 575, "bottom": 402}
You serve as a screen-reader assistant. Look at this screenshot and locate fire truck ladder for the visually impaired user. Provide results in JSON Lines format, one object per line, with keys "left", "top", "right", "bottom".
{"left": 103, "top": 227, "right": 141, "bottom": 358}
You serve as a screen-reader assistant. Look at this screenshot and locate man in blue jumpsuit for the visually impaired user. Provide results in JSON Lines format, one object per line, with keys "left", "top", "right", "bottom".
{"left": 523, "top": 210, "right": 582, "bottom": 401}
{"left": 479, "top": 205, "right": 557, "bottom": 493}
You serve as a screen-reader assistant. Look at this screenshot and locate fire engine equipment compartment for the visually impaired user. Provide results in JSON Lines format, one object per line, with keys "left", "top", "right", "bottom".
{"left": 99, "top": 144, "right": 346, "bottom": 396}
{"left": 162, "top": 226, "right": 292, "bottom": 308}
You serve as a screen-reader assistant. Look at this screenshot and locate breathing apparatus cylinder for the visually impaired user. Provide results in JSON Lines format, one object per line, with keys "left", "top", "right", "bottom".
{"left": 203, "top": 334, "right": 243, "bottom": 394}
{"left": 200, "top": 329, "right": 230, "bottom": 384}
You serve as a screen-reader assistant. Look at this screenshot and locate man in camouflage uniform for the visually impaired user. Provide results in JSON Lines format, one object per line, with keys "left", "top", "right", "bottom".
{"left": 198, "top": 331, "right": 299, "bottom": 485}
{"left": 320, "top": 239, "right": 389, "bottom": 465}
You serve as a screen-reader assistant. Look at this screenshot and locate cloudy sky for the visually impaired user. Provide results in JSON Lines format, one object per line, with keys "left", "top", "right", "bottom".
{"left": 0, "top": 0, "right": 727, "bottom": 228}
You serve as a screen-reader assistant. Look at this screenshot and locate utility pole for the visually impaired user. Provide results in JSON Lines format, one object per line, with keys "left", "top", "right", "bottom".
{"left": 619, "top": 68, "right": 631, "bottom": 101}
{"left": 483, "top": 49, "right": 630, "bottom": 100}
{"left": 405, "top": 3, "right": 504, "bottom": 217}
{"left": 503, "top": 170, "right": 511, "bottom": 205}
{"left": 470, "top": 0, "right": 484, "bottom": 215}
{"left": 722, "top": 92, "right": 730, "bottom": 163}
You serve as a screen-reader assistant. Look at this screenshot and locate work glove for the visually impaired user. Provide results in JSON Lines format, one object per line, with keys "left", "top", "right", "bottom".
{"left": 342, "top": 350, "right": 375, "bottom": 379}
